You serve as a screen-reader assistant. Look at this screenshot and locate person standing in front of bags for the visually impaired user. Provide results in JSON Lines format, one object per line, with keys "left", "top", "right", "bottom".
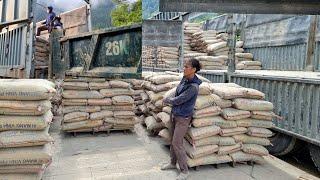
{"left": 162, "top": 58, "right": 202, "bottom": 180}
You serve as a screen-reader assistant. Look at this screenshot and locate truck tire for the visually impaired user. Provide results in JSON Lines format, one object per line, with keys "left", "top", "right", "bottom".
{"left": 267, "top": 132, "right": 296, "bottom": 156}
{"left": 309, "top": 143, "right": 320, "bottom": 172}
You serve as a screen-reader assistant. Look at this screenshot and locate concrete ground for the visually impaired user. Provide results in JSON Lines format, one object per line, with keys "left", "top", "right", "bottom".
{"left": 43, "top": 118, "right": 318, "bottom": 180}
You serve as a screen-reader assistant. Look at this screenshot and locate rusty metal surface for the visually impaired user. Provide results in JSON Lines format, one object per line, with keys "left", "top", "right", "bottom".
{"left": 159, "top": 0, "right": 320, "bottom": 14}
{"left": 58, "top": 24, "right": 142, "bottom": 79}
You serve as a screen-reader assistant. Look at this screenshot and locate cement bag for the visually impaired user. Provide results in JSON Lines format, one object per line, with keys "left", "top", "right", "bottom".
{"left": 157, "top": 112, "right": 172, "bottom": 129}
{"left": 193, "top": 106, "right": 222, "bottom": 118}
{"left": 235, "top": 53, "right": 253, "bottom": 59}
{"left": 0, "top": 129, "right": 53, "bottom": 148}
{"left": 62, "top": 120, "right": 103, "bottom": 131}
{"left": 184, "top": 140, "right": 218, "bottom": 159}
{"left": 155, "top": 99, "right": 163, "bottom": 109}
{"left": 236, "top": 41, "right": 244, "bottom": 48}
{"left": 211, "top": 116, "right": 237, "bottom": 129}
{"left": 251, "top": 111, "right": 277, "bottom": 120}
{"left": 93, "top": 124, "right": 113, "bottom": 132}
{"left": 242, "top": 66, "right": 262, "bottom": 70}
{"left": 199, "top": 82, "right": 212, "bottom": 95}
{"left": 233, "top": 98, "right": 273, "bottom": 111}
{"left": 210, "top": 83, "right": 241, "bottom": 88}
{"left": 145, "top": 116, "right": 164, "bottom": 131}
{"left": 62, "top": 90, "right": 103, "bottom": 99}
{"left": 162, "top": 106, "right": 172, "bottom": 114}
{"left": 0, "top": 145, "right": 51, "bottom": 166}
{"left": 247, "top": 127, "right": 273, "bottom": 138}
{"left": 233, "top": 134, "right": 270, "bottom": 146}
{"left": 238, "top": 61, "right": 262, "bottom": 66}
{"left": 214, "top": 47, "right": 229, "bottom": 53}
{"left": 90, "top": 110, "right": 113, "bottom": 120}
{"left": 100, "top": 88, "right": 133, "bottom": 97}
{"left": 242, "top": 144, "right": 269, "bottom": 156}
{"left": 0, "top": 173, "right": 41, "bottom": 180}
{"left": 89, "top": 81, "right": 110, "bottom": 90}
{"left": 195, "top": 56, "right": 226, "bottom": 63}
{"left": 64, "top": 112, "right": 89, "bottom": 123}
{"left": 186, "top": 135, "right": 220, "bottom": 147}
{"left": 149, "top": 75, "right": 180, "bottom": 85}
{"left": 138, "top": 104, "right": 148, "bottom": 114}
{"left": 112, "top": 96, "right": 134, "bottom": 105}
{"left": 222, "top": 108, "right": 251, "bottom": 120}
{"left": 0, "top": 80, "right": 56, "bottom": 100}
{"left": 102, "top": 105, "right": 134, "bottom": 111}
{"left": 192, "top": 116, "right": 236, "bottom": 128}
{"left": 63, "top": 106, "right": 101, "bottom": 114}
{"left": 187, "top": 125, "right": 221, "bottom": 140}
{"left": 64, "top": 77, "right": 106, "bottom": 83}
{"left": 0, "top": 100, "right": 51, "bottom": 116}
{"left": 187, "top": 154, "right": 232, "bottom": 167}
{"left": 211, "top": 86, "right": 247, "bottom": 99}
{"left": 201, "top": 61, "right": 223, "bottom": 67}
{"left": 0, "top": 164, "right": 44, "bottom": 173}
{"left": 63, "top": 82, "right": 88, "bottom": 90}
{"left": 220, "top": 127, "right": 247, "bottom": 137}
{"left": 147, "top": 91, "right": 166, "bottom": 103}
{"left": 109, "top": 80, "right": 130, "bottom": 89}
{"left": 230, "top": 151, "right": 264, "bottom": 163}
{"left": 158, "top": 129, "right": 172, "bottom": 145}
{"left": 62, "top": 99, "right": 87, "bottom": 106}
{"left": 0, "top": 111, "right": 52, "bottom": 131}
{"left": 243, "top": 88, "right": 265, "bottom": 99}
{"left": 218, "top": 143, "right": 242, "bottom": 155}
{"left": 219, "top": 137, "right": 237, "bottom": 146}
{"left": 104, "top": 117, "right": 137, "bottom": 125}
{"left": 88, "top": 98, "right": 112, "bottom": 106}
{"left": 195, "top": 94, "right": 220, "bottom": 110}
{"left": 163, "top": 88, "right": 177, "bottom": 101}
{"left": 236, "top": 119, "right": 273, "bottom": 128}
{"left": 113, "top": 111, "right": 135, "bottom": 119}
{"left": 145, "top": 83, "right": 170, "bottom": 93}
{"left": 207, "top": 42, "right": 227, "bottom": 52}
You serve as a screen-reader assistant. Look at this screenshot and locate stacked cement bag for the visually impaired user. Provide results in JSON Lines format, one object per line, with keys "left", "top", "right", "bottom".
{"left": 141, "top": 73, "right": 181, "bottom": 135}
{"left": 195, "top": 55, "right": 228, "bottom": 70}
{"left": 184, "top": 23, "right": 208, "bottom": 59}
{"left": 62, "top": 78, "right": 139, "bottom": 133}
{"left": 235, "top": 53, "right": 262, "bottom": 70}
{"left": 190, "top": 30, "right": 220, "bottom": 53}
{"left": 0, "top": 79, "right": 56, "bottom": 179}
{"left": 34, "top": 37, "right": 49, "bottom": 68}
{"left": 142, "top": 46, "right": 180, "bottom": 68}
{"left": 159, "top": 81, "right": 277, "bottom": 167}
{"left": 157, "top": 46, "right": 180, "bottom": 68}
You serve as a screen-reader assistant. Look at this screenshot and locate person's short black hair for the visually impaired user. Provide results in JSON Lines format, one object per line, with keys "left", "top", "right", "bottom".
{"left": 47, "top": 6, "right": 53, "bottom": 11}
{"left": 188, "top": 58, "right": 202, "bottom": 73}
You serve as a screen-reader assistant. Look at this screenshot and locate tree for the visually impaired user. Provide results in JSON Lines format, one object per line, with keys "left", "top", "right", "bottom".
{"left": 111, "top": 0, "right": 142, "bottom": 27}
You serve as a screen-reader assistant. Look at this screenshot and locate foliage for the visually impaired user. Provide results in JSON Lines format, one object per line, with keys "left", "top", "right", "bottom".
{"left": 111, "top": 0, "right": 142, "bottom": 27}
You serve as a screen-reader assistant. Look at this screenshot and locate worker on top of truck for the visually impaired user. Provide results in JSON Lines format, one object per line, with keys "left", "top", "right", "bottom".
{"left": 36, "top": 6, "right": 56, "bottom": 36}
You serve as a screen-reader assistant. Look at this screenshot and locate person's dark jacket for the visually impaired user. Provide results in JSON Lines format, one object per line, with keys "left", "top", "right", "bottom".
{"left": 164, "top": 75, "right": 202, "bottom": 117}
{"left": 44, "top": 12, "right": 56, "bottom": 27}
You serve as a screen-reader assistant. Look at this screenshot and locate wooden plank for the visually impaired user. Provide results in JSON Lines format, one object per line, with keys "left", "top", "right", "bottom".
{"left": 305, "top": 15, "right": 318, "bottom": 71}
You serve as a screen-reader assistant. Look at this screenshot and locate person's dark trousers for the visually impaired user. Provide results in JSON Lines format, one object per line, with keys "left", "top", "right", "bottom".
{"left": 169, "top": 114, "right": 192, "bottom": 173}
{"left": 36, "top": 25, "right": 48, "bottom": 36}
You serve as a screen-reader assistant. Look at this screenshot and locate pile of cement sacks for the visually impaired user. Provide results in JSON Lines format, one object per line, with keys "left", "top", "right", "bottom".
{"left": 0, "top": 79, "right": 56, "bottom": 179}
{"left": 34, "top": 37, "right": 49, "bottom": 68}
{"left": 184, "top": 23, "right": 208, "bottom": 59}
{"left": 236, "top": 53, "right": 262, "bottom": 70}
{"left": 142, "top": 46, "right": 180, "bottom": 69}
{"left": 141, "top": 73, "right": 277, "bottom": 167}
{"left": 62, "top": 77, "right": 139, "bottom": 133}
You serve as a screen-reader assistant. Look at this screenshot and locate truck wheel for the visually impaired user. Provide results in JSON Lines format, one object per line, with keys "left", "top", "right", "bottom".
{"left": 309, "top": 143, "right": 320, "bottom": 172}
{"left": 267, "top": 132, "right": 296, "bottom": 156}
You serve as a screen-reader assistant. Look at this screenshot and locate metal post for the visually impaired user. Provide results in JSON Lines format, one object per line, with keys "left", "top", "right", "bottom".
{"left": 227, "top": 14, "right": 236, "bottom": 81}
{"left": 179, "top": 14, "right": 184, "bottom": 73}
{"left": 305, "top": 15, "right": 318, "bottom": 71}
{"left": 86, "top": 1, "right": 92, "bottom": 32}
